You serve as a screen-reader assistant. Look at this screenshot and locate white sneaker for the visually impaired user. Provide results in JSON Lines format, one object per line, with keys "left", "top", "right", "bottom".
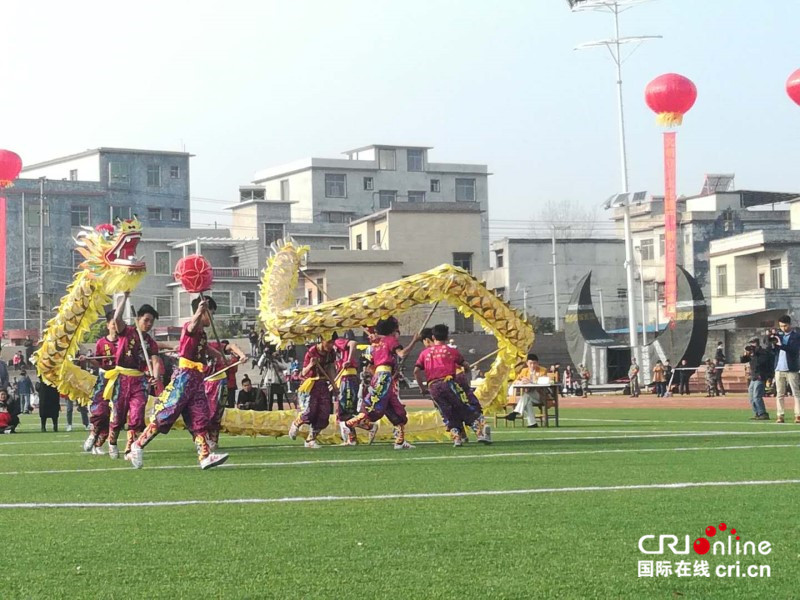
{"left": 304, "top": 439, "right": 321, "bottom": 449}
{"left": 394, "top": 441, "right": 415, "bottom": 450}
{"left": 83, "top": 433, "right": 97, "bottom": 452}
{"left": 200, "top": 452, "right": 229, "bottom": 470}
{"left": 84, "top": 425, "right": 90, "bottom": 431}
{"left": 288, "top": 422, "right": 299, "bottom": 440}
{"left": 338, "top": 421, "right": 349, "bottom": 442}
{"left": 368, "top": 422, "right": 380, "bottom": 445}
{"left": 108, "top": 444, "right": 120, "bottom": 459}
{"left": 91, "top": 446, "right": 106, "bottom": 455}
{"left": 128, "top": 442, "right": 143, "bottom": 469}
{"left": 66, "top": 425, "right": 73, "bottom": 432}
{"left": 479, "top": 424, "right": 493, "bottom": 444}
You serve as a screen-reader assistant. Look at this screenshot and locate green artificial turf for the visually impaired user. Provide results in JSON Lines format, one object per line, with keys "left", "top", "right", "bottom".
{"left": 2, "top": 407, "right": 798, "bottom": 599}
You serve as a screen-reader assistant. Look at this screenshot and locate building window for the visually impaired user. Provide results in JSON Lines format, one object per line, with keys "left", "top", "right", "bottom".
{"left": 356, "top": 234, "right": 363, "bottom": 250}
{"left": 280, "top": 179, "right": 290, "bottom": 201}
{"left": 375, "top": 230, "right": 382, "bottom": 247}
{"left": 155, "top": 296, "right": 173, "bottom": 318}
{"left": 170, "top": 166, "right": 181, "bottom": 179}
{"left": 240, "top": 188, "right": 265, "bottom": 201}
{"left": 111, "top": 206, "right": 131, "bottom": 222}
{"left": 407, "top": 149, "right": 424, "bottom": 172}
{"left": 770, "top": 259, "right": 782, "bottom": 289}
{"left": 430, "top": 179, "right": 440, "bottom": 193}
{"left": 325, "top": 174, "right": 346, "bottom": 197}
{"left": 148, "top": 207, "right": 162, "bottom": 221}
{"left": 316, "top": 278, "right": 325, "bottom": 304}
{"left": 495, "top": 250, "right": 504, "bottom": 268}
{"left": 617, "top": 287, "right": 628, "bottom": 300}
{"left": 241, "top": 291, "right": 256, "bottom": 309}
{"left": 109, "top": 161, "right": 130, "bottom": 184}
{"left": 326, "top": 212, "right": 352, "bottom": 223}
{"left": 329, "top": 245, "right": 346, "bottom": 250}
{"left": 171, "top": 208, "right": 182, "bottom": 222}
{"left": 684, "top": 231, "right": 691, "bottom": 247}
{"left": 29, "top": 248, "right": 52, "bottom": 273}
{"left": 73, "top": 250, "right": 83, "bottom": 270}
{"left": 716, "top": 265, "right": 728, "bottom": 297}
{"left": 640, "top": 239, "right": 654, "bottom": 261}
{"left": 455, "top": 178, "right": 476, "bottom": 202}
{"left": 147, "top": 165, "right": 161, "bottom": 187}
{"left": 71, "top": 205, "right": 90, "bottom": 227}
{"left": 208, "top": 291, "right": 231, "bottom": 315}
{"left": 658, "top": 234, "right": 665, "bottom": 257}
{"left": 452, "top": 252, "right": 473, "bottom": 274}
{"left": 758, "top": 273, "right": 766, "bottom": 289}
{"left": 363, "top": 177, "right": 374, "bottom": 191}
{"left": 154, "top": 251, "right": 171, "bottom": 275}
{"left": 407, "top": 191, "right": 425, "bottom": 203}
{"left": 69, "top": 169, "right": 78, "bottom": 181}
{"left": 264, "top": 223, "right": 284, "bottom": 247}
{"left": 379, "top": 149, "right": 396, "bottom": 170}
{"left": 378, "top": 190, "right": 396, "bottom": 209}
{"left": 26, "top": 205, "right": 49, "bottom": 227}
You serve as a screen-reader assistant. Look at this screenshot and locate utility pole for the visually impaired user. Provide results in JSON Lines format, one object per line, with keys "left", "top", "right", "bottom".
{"left": 551, "top": 226, "right": 559, "bottom": 332}
{"left": 638, "top": 251, "right": 647, "bottom": 346}
{"left": 571, "top": 0, "right": 661, "bottom": 370}
{"left": 523, "top": 287, "right": 528, "bottom": 321}
{"left": 654, "top": 281, "right": 660, "bottom": 333}
{"left": 38, "top": 178, "right": 45, "bottom": 334}
{"left": 21, "top": 192, "right": 27, "bottom": 329}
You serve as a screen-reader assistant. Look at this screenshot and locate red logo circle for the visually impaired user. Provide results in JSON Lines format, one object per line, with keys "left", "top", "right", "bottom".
{"left": 693, "top": 538, "right": 710, "bottom": 554}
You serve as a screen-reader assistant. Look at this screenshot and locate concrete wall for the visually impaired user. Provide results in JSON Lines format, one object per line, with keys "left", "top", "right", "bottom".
{"left": 22, "top": 153, "right": 101, "bottom": 181}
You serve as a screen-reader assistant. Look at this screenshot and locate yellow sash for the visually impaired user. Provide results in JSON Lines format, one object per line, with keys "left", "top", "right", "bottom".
{"left": 375, "top": 365, "right": 393, "bottom": 374}
{"left": 298, "top": 377, "right": 319, "bottom": 394}
{"left": 206, "top": 371, "right": 227, "bottom": 382}
{"left": 334, "top": 367, "right": 357, "bottom": 387}
{"left": 178, "top": 357, "right": 205, "bottom": 372}
{"left": 102, "top": 367, "right": 144, "bottom": 400}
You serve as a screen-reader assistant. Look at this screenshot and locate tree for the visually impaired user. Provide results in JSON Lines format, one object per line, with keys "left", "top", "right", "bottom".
{"left": 532, "top": 199, "right": 601, "bottom": 238}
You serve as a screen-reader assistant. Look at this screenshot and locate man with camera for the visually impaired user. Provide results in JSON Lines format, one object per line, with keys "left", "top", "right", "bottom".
{"left": 741, "top": 337, "right": 772, "bottom": 421}
{"left": 770, "top": 315, "right": 800, "bottom": 423}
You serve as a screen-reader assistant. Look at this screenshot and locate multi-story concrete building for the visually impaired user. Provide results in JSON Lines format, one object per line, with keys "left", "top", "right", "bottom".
{"left": 482, "top": 238, "right": 626, "bottom": 330}
{"left": 3, "top": 148, "right": 192, "bottom": 334}
{"left": 236, "top": 144, "right": 491, "bottom": 269}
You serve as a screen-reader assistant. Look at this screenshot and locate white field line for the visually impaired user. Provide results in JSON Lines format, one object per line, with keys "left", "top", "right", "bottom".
{"left": 4, "top": 478, "right": 800, "bottom": 509}
{"left": 562, "top": 418, "right": 779, "bottom": 426}
{"left": 0, "top": 442, "right": 797, "bottom": 476}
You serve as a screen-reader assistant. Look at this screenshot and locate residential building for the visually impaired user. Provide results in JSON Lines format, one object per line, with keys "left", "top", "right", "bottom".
{"left": 612, "top": 183, "right": 797, "bottom": 329}
{"left": 235, "top": 144, "right": 491, "bottom": 269}
{"left": 3, "top": 148, "right": 192, "bottom": 333}
{"left": 709, "top": 198, "right": 800, "bottom": 319}
{"left": 482, "top": 238, "right": 626, "bottom": 329}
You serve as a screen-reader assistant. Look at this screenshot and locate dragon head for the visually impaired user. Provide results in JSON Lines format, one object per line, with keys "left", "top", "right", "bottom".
{"left": 75, "top": 217, "right": 146, "bottom": 292}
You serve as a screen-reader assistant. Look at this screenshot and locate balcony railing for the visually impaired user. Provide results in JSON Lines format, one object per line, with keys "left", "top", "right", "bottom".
{"left": 211, "top": 267, "right": 259, "bottom": 279}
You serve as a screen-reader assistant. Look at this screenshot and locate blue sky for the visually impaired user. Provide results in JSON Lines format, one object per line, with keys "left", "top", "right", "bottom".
{"left": 3, "top": 0, "right": 798, "bottom": 235}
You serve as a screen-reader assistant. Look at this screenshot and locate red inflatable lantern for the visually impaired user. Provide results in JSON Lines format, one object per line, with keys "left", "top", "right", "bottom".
{"left": 786, "top": 68, "right": 800, "bottom": 107}
{"left": 645, "top": 73, "right": 697, "bottom": 127}
{"left": 0, "top": 150, "right": 23, "bottom": 189}
{"left": 174, "top": 254, "right": 214, "bottom": 293}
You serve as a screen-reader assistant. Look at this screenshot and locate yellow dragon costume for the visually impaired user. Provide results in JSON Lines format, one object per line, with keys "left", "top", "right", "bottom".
{"left": 32, "top": 219, "right": 146, "bottom": 404}
{"left": 220, "top": 238, "right": 534, "bottom": 442}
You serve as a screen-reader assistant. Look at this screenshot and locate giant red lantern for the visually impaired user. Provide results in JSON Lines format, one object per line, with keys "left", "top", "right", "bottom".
{"left": 645, "top": 73, "right": 697, "bottom": 127}
{"left": 645, "top": 73, "right": 697, "bottom": 325}
{"left": 0, "top": 149, "right": 22, "bottom": 189}
{"left": 174, "top": 254, "right": 214, "bottom": 293}
{"left": 786, "top": 68, "right": 800, "bottom": 107}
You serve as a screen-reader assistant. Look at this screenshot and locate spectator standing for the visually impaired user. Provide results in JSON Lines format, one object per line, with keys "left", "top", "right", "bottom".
{"left": 653, "top": 360, "right": 666, "bottom": 397}
{"left": 677, "top": 359, "right": 692, "bottom": 395}
{"left": 38, "top": 381, "right": 60, "bottom": 432}
{"left": 63, "top": 393, "right": 90, "bottom": 432}
{"left": 704, "top": 359, "right": 717, "bottom": 397}
{"left": 741, "top": 337, "right": 772, "bottom": 421}
{"left": 664, "top": 360, "right": 674, "bottom": 394}
{"left": 24, "top": 336, "right": 34, "bottom": 367}
{"left": 16, "top": 370, "right": 33, "bottom": 413}
{"left": 772, "top": 315, "right": 800, "bottom": 424}
{"left": 12, "top": 352, "right": 22, "bottom": 371}
{"left": 628, "top": 358, "right": 640, "bottom": 398}
{"left": 714, "top": 358, "right": 726, "bottom": 396}
{"left": 0, "top": 359, "right": 8, "bottom": 391}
